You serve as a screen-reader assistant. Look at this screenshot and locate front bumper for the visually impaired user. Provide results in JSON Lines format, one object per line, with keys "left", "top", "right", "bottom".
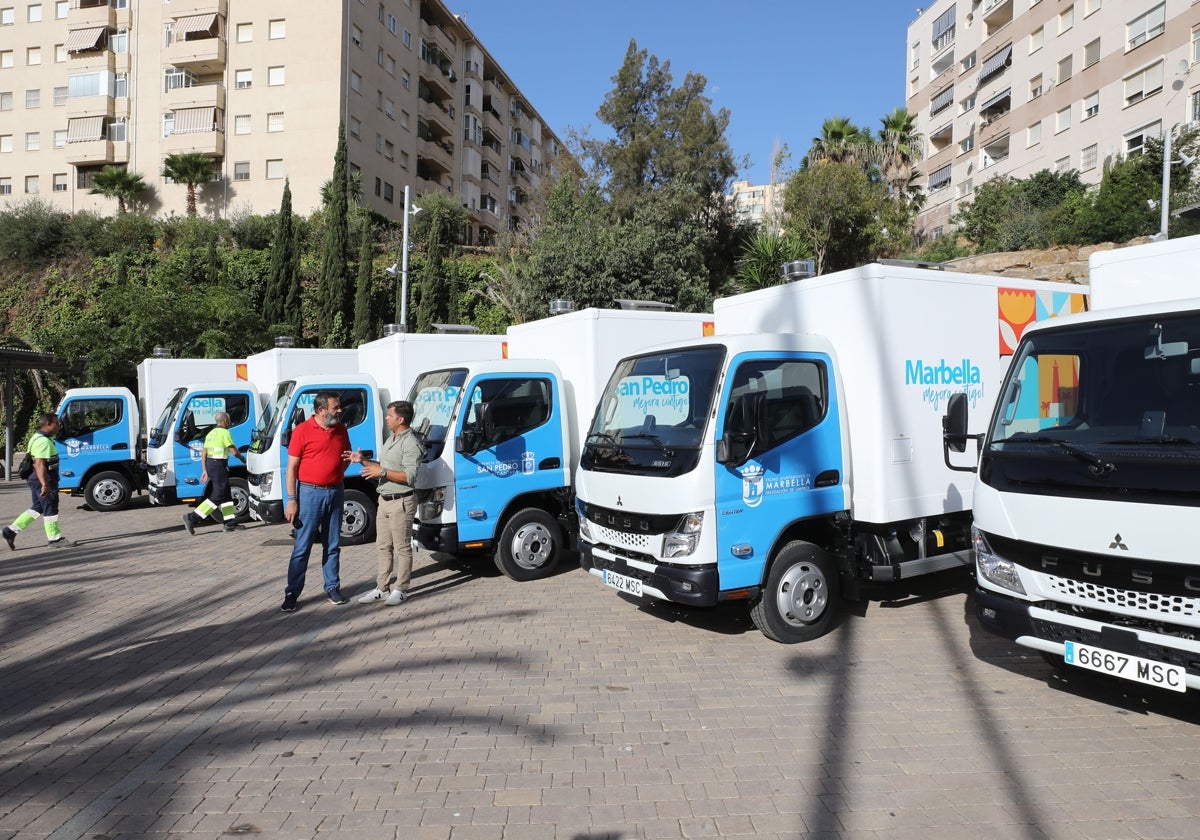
{"left": 579, "top": 541, "right": 719, "bottom": 607}
{"left": 250, "top": 496, "right": 285, "bottom": 524}
{"left": 415, "top": 521, "right": 460, "bottom": 554}
{"left": 148, "top": 484, "right": 178, "bottom": 506}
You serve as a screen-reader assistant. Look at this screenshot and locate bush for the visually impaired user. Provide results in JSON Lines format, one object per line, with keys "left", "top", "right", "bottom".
{"left": 229, "top": 206, "right": 277, "bottom": 250}
{"left": 0, "top": 198, "right": 71, "bottom": 264}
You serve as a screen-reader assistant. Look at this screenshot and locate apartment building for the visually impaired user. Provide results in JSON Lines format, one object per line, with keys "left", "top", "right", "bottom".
{"left": 0, "top": 0, "right": 565, "bottom": 244}
{"left": 906, "top": 0, "right": 1200, "bottom": 238}
{"left": 728, "top": 179, "right": 784, "bottom": 234}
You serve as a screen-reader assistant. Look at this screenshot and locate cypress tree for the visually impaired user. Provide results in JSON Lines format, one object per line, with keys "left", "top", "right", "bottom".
{"left": 265, "top": 179, "right": 300, "bottom": 338}
{"left": 352, "top": 219, "right": 374, "bottom": 345}
{"left": 317, "top": 123, "right": 351, "bottom": 347}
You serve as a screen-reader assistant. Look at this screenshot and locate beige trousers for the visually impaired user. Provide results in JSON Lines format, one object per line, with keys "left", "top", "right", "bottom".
{"left": 376, "top": 494, "right": 416, "bottom": 592}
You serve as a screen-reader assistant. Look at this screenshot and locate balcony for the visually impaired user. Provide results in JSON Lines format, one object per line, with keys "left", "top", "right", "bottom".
{"left": 420, "top": 20, "right": 456, "bottom": 63}
{"left": 168, "top": 0, "right": 227, "bottom": 17}
{"left": 71, "top": 1, "right": 115, "bottom": 29}
{"left": 417, "top": 99, "right": 452, "bottom": 136}
{"left": 165, "top": 34, "right": 225, "bottom": 69}
{"left": 164, "top": 128, "right": 224, "bottom": 157}
{"left": 981, "top": 134, "right": 1010, "bottom": 170}
{"left": 65, "top": 138, "right": 116, "bottom": 165}
{"left": 164, "top": 81, "right": 225, "bottom": 112}
{"left": 983, "top": 0, "right": 1013, "bottom": 36}
{"left": 66, "top": 94, "right": 115, "bottom": 120}
{"left": 420, "top": 69, "right": 453, "bottom": 104}
{"left": 418, "top": 137, "right": 453, "bottom": 173}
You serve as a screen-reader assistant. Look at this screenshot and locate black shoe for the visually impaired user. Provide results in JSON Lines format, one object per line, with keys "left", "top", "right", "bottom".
{"left": 327, "top": 588, "right": 349, "bottom": 606}
{"left": 182, "top": 514, "right": 196, "bottom": 536}
{"left": 280, "top": 593, "right": 298, "bottom": 613}
{"left": 2, "top": 527, "right": 14, "bottom": 551}
{"left": 223, "top": 523, "right": 245, "bottom": 532}
{"left": 47, "top": 538, "right": 76, "bottom": 548}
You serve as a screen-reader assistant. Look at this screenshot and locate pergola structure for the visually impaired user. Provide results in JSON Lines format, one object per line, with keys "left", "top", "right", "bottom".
{"left": 0, "top": 347, "right": 86, "bottom": 480}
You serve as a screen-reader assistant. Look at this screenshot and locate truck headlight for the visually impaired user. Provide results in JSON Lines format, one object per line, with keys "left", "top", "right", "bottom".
{"left": 663, "top": 512, "right": 703, "bottom": 559}
{"left": 418, "top": 487, "right": 445, "bottom": 521}
{"left": 973, "top": 526, "right": 1025, "bottom": 595}
{"left": 260, "top": 471, "right": 273, "bottom": 494}
{"left": 576, "top": 498, "right": 593, "bottom": 541}
{"left": 155, "top": 463, "right": 167, "bottom": 481}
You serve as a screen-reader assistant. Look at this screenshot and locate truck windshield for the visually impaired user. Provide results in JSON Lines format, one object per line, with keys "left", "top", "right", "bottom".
{"left": 983, "top": 311, "right": 1200, "bottom": 498}
{"left": 254, "top": 381, "right": 295, "bottom": 444}
{"left": 409, "top": 368, "right": 467, "bottom": 446}
{"left": 149, "top": 388, "right": 186, "bottom": 447}
{"left": 582, "top": 345, "right": 725, "bottom": 476}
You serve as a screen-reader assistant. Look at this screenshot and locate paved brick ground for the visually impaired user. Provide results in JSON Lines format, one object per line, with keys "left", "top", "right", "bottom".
{"left": 1, "top": 480, "right": 1199, "bottom": 840}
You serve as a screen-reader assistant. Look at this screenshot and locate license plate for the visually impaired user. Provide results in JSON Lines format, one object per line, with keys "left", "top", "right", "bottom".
{"left": 1064, "top": 641, "right": 1187, "bottom": 693}
{"left": 603, "top": 569, "right": 642, "bottom": 598}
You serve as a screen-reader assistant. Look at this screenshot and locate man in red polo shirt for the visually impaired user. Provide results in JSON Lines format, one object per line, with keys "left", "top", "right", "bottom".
{"left": 281, "top": 392, "right": 353, "bottom": 612}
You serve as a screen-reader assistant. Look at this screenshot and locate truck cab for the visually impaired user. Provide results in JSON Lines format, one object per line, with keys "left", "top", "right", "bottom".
{"left": 410, "top": 360, "right": 571, "bottom": 580}
{"left": 246, "top": 374, "right": 383, "bottom": 542}
{"left": 55, "top": 386, "right": 145, "bottom": 511}
{"left": 144, "top": 383, "right": 263, "bottom": 518}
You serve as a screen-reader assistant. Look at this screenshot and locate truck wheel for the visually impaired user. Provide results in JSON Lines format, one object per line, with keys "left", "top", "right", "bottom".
{"left": 750, "top": 540, "right": 838, "bottom": 643}
{"left": 84, "top": 471, "right": 133, "bottom": 512}
{"left": 341, "top": 489, "right": 377, "bottom": 545}
{"left": 495, "top": 507, "right": 561, "bottom": 581}
{"left": 229, "top": 477, "right": 251, "bottom": 522}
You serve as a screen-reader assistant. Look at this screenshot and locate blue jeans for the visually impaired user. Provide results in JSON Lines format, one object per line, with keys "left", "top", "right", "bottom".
{"left": 285, "top": 484, "right": 344, "bottom": 597}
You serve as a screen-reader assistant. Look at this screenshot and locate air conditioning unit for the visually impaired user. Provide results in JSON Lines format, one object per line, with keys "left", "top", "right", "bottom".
{"left": 780, "top": 260, "right": 816, "bottom": 281}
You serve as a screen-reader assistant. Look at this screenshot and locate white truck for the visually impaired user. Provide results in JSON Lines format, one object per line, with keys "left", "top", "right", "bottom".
{"left": 577, "top": 263, "right": 1088, "bottom": 642}
{"left": 246, "top": 333, "right": 502, "bottom": 542}
{"left": 951, "top": 234, "right": 1200, "bottom": 692}
{"left": 408, "top": 307, "right": 713, "bottom": 579}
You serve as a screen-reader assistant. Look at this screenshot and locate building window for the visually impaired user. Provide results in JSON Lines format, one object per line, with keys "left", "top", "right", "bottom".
{"left": 959, "top": 136, "right": 974, "bottom": 153}
{"left": 1081, "top": 143, "right": 1098, "bottom": 171}
{"left": 269, "top": 19, "right": 285, "bottom": 39}
{"left": 374, "top": 176, "right": 381, "bottom": 196}
{"left": 236, "top": 23, "right": 252, "bottom": 43}
{"left": 114, "top": 72, "right": 126, "bottom": 98}
{"left": 385, "top": 54, "right": 395, "bottom": 76}
{"left": 53, "top": 85, "right": 66, "bottom": 106}
{"left": 1057, "top": 55, "right": 1073, "bottom": 84}
{"left": 25, "top": 131, "right": 39, "bottom": 150}
{"left": 1056, "top": 106, "right": 1071, "bottom": 132}
{"left": 386, "top": 12, "right": 396, "bottom": 33}
{"left": 268, "top": 66, "right": 285, "bottom": 86}
{"left": 1027, "top": 121, "right": 1042, "bottom": 147}
{"left": 1, "top": 51, "right": 12, "bottom": 69}
{"left": 0, "top": 135, "right": 10, "bottom": 153}
{"left": 384, "top": 139, "right": 394, "bottom": 160}
{"left": 961, "top": 52, "right": 976, "bottom": 71}
{"left": 402, "top": 70, "right": 410, "bottom": 90}
{"left": 1085, "top": 0, "right": 1100, "bottom": 15}
{"left": 1058, "top": 6, "right": 1073, "bottom": 35}
{"left": 1029, "top": 74, "right": 1043, "bottom": 100}
{"left": 1030, "top": 26, "right": 1043, "bottom": 54}
{"left": 375, "top": 132, "right": 382, "bottom": 153}
{"left": 402, "top": 27, "right": 411, "bottom": 47}
{"left": 383, "top": 98, "right": 394, "bottom": 119}
{"left": 54, "top": 43, "right": 65, "bottom": 62}
{"left": 107, "top": 117, "right": 125, "bottom": 141}
{"left": 25, "top": 88, "right": 39, "bottom": 108}
{"left": 0, "top": 7, "right": 12, "bottom": 24}
{"left": 1055, "top": 156, "right": 1071, "bottom": 173}
{"left": 960, "top": 92, "right": 975, "bottom": 112}
{"left": 1125, "top": 121, "right": 1160, "bottom": 155}
{"left": 53, "top": 128, "right": 65, "bottom": 147}
{"left": 25, "top": 175, "right": 38, "bottom": 194}
{"left": 911, "top": 42, "right": 920, "bottom": 70}
{"left": 265, "top": 159, "right": 284, "bottom": 179}
{"left": 1193, "top": 90, "right": 1200, "bottom": 124}
{"left": 233, "top": 161, "right": 250, "bottom": 181}
{"left": 234, "top": 114, "right": 250, "bottom": 134}
{"left": 928, "top": 164, "right": 952, "bottom": 192}
{"left": 351, "top": 24, "right": 362, "bottom": 47}
{"left": 267, "top": 111, "right": 283, "bottom": 132}
{"left": 54, "top": 0, "right": 64, "bottom": 17}
{"left": 26, "top": 3, "right": 39, "bottom": 22}
{"left": 0, "top": 91, "right": 10, "bottom": 111}
{"left": 26, "top": 46, "right": 40, "bottom": 65}
{"left": 110, "top": 28, "right": 127, "bottom": 54}
{"left": 400, "top": 110, "right": 409, "bottom": 130}
{"left": 400, "top": 150, "right": 408, "bottom": 169}
{"left": 53, "top": 172, "right": 67, "bottom": 192}
{"left": 1127, "top": 4, "right": 1165, "bottom": 51}
{"left": 0, "top": 178, "right": 10, "bottom": 195}
{"left": 235, "top": 69, "right": 251, "bottom": 89}
{"left": 1194, "top": 27, "right": 1200, "bottom": 65}
{"left": 383, "top": 181, "right": 394, "bottom": 202}
{"left": 350, "top": 71, "right": 362, "bottom": 93}
{"left": 1083, "top": 91, "right": 1099, "bottom": 120}
{"left": 1084, "top": 38, "right": 1100, "bottom": 68}
{"left": 349, "top": 116, "right": 361, "bottom": 138}
{"left": 1124, "top": 61, "right": 1164, "bottom": 106}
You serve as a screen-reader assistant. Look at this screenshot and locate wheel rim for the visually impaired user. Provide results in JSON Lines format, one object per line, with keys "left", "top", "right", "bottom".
{"left": 231, "top": 485, "right": 249, "bottom": 518}
{"left": 509, "top": 521, "right": 554, "bottom": 570}
{"left": 93, "top": 479, "right": 125, "bottom": 507}
{"left": 774, "top": 561, "right": 828, "bottom": 628}
{"left": 341, "top": 498, "right": 369, "bottom": 538}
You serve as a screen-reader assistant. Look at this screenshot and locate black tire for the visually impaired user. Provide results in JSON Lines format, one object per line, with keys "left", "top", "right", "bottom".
{"left": 341, "top": 489, "right": 376, "bottom": 544}
{"left": 229, "top": 477, "right": 251, "bottom": 522}
{"left": 750, "top": 540, "right": 839, "bottom": 643}
{"left": 1040, "top": 651, "right": 1066, "bottom": 669}
{"left": 494, "top": 507, "right": 561, "bottom": 581}
{"left": 84, "top": 470, "right": 133, "bottom": 512}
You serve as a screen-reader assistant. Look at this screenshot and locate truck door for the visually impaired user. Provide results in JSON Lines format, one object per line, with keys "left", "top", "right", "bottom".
{"left": 172, "top": 391, "right": 253, "bottom": 501}
{"left": 56, "top": 395, "right": 129, "bottom": 491}
{"left": 281, "top": 386, "right": 373, "bottom": 506}
{"left": 453, "top": 374, "right": 563, "bottom": 546}
{"left": 714, "top": 354, "right": 845, "bottom": 589}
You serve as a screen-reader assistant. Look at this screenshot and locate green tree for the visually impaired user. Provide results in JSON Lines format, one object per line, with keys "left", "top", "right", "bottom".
{"left": 264, "top": 179, "right": 301, "bottom": 337}
{"left": 317, "top": 123, "right": 350, "bottom": 347}
{"left": 352, "top": 218, "right": 375, "bottom": 345}
{"left": 734, "top": 232, "right": 808, "bottom": 292}
{"left": 89, "top": 165, "right": 147, "bottom": 215}
{"left": 806, "top": 116, "right": 872, "bottom": 167}
{"left": 783, "top": 161, "right": 882, "bottom": 275}
{"left": 877, "top": 108, "right": 923, "bottom": 203}
{"left": 161, "top": 153, "right": 215, "bottom": 217}
{"left": 412, "top": 191, "right": 468, "bottom": 332}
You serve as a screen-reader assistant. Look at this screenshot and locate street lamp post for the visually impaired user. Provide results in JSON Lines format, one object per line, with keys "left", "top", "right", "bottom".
{"left": 385, "top": 185, "right": 422, "bottom": 330}
{"left": 1155, "top": 127, "right": 1196, "bottom": 242}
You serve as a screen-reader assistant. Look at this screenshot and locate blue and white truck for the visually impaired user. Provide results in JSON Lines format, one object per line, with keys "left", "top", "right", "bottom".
{"left": 55, "top": 357, "right": 252, "bottom": 512}
{"left": 576, "top": 263, "right": 1087, "bottom": 642}
{"left": 408, "top": 307, "right": 713, "bottom": 580}
{"left": 246, "top": 333, "right": 502, "bottom": 542}
{"left": 950, "top": 234, "right": 1200, "bottom": 692}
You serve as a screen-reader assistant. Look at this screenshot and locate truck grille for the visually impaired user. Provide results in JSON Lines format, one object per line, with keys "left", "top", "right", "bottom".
{"left": 593, "top": 522, "right": 654, "bottom": 552}
{"left": 1042, "top": 574, "right": 1200, "bottom": 619}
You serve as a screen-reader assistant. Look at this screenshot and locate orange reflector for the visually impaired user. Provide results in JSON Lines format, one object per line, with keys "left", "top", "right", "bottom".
{"left": 236, "top": 362, "right": 248, "bottom": 380}
{"left": 464, "top": 541, "right": 484, "bottom": 549}
{"left": 724, "top": 588, "right": 751, "bottom": 600}
{"left": 501, "top": 341, "right": 508, "bottom": 359}
{"left": 702, "top": 321, "right": 715, "bottom": 336}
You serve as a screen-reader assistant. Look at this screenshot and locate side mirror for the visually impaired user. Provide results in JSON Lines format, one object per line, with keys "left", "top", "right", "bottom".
{"left": 456, "top": 428, "right": 480, "bottom": 456}
{"left": 943, "top": 392, "right": 968, "bottom": 453}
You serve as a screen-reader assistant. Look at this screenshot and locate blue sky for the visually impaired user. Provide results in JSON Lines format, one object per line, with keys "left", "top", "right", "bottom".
{"left": 454, "top": 1, "right": 923, "bottom": 185}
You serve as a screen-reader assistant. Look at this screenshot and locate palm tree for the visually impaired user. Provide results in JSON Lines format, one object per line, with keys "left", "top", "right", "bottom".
{"left": 162, "top": 152, "right": 215, "bottom": 217}
{"left": 89, "top": 165, "right": 147, "bottom": 215}
{"left": 878, "top": 108, "right": 924, "bottom": 203}
{"left": 807, "top": 116, "right": 871, "bottom": 167}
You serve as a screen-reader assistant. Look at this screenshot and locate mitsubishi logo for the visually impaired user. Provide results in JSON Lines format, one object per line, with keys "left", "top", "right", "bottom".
{"left": 615, "top": 496, "right": 623, "bottom": 507}
{"left": 1109, "top": 533, "right": 1129, "bottom": 551}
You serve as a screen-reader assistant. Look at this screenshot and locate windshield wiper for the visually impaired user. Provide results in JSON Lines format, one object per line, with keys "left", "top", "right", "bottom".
{"left": 1001, "top": 434, "right": 1115, "bottom": 475}
{"left": 1102, "top": 436, "right": 1200, "bottom": 446}
{"left": 622, "top": 432, "right": 675, "bottom": 457}
{"left": 586, "top": 432, "right": 620, "bottom": 446}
